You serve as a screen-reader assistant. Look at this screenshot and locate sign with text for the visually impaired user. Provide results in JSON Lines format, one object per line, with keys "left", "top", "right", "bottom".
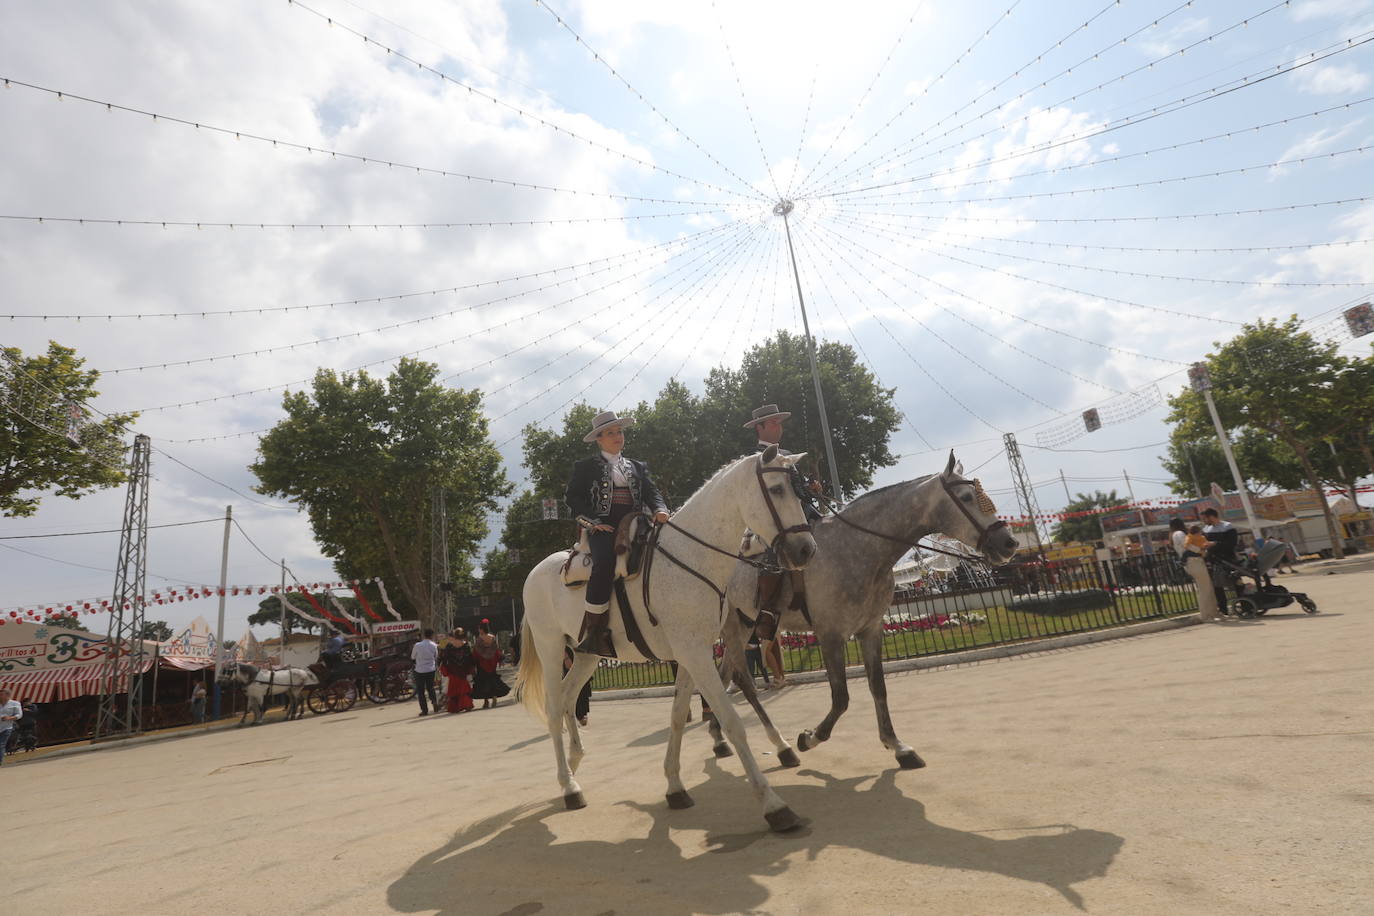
{"left": 371, "top": 619, "right": 420, "bottom": 636}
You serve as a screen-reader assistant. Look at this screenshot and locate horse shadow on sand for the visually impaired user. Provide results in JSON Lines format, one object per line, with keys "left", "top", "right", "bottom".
{"left": 387, "top": 759, "right": 1123, "bottom": 915}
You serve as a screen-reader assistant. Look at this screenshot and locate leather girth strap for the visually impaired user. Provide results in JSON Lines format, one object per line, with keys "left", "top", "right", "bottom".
{"left": 613, "top": 579, "right": 659, "bottom": 661}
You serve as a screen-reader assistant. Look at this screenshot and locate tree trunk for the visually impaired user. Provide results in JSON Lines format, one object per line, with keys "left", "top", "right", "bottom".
{"left": 361, "top": 490, "right": 433, "bottom": 628}
{"left": 1292, "top": 444, "right": 1345, "bottom": 560}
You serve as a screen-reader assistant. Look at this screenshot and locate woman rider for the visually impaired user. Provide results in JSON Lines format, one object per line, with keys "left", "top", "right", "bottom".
{"left": 565, "top": 410, "right": 669, "bottom": 656}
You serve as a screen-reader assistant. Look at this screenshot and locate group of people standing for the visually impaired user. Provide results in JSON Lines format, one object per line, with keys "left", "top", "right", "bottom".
{"left": 410, "top": 621, "right": 511, "bottom": 716}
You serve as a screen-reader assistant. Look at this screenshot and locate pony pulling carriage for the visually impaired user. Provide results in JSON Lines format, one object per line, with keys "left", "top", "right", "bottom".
{"left": 219, "top": 648, "right": 415, "bottom": 725}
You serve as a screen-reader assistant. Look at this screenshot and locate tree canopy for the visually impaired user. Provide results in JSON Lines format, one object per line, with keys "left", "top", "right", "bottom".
{"left": 520, "top": 332, "right": 901, "bottom": 508}
{"left": 1, "top": 342, "right": 136, "bottom": 517}
{"left": 1163, "top": 317, "right": 1373, "bottom": 557}
{"left": 139, "top": 620, "right": 173, "bottom": 642}
{"left": 1050, "top": 490, "right": 1122, "bottom": 544}
{"left": 250, "top": 359, "right": 510, "bottom": 627}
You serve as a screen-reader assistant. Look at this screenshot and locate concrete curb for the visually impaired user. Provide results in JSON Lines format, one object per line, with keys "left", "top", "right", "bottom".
{"left": 10, "top": 711, "right": 301, "bottom": 765}
{"left": 592, "top": 613, "right": 1202, "bottom": 703}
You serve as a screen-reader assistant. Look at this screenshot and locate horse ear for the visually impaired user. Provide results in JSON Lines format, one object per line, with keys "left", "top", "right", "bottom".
{"left": 761, "top": 444, "right": 778, "bottom": 463}
{"left": 786, "top": 451, "right": 808, "bottom": 466}
{"left": 944, "top": 451, "right": 957, "bottom": 477}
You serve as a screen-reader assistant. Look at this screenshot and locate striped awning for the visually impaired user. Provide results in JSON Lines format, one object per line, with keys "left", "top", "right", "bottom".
{"left": 0, "top": 658, "right": 155, "bottom": 703}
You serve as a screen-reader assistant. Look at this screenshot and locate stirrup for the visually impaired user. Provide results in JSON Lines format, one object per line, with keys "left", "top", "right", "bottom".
{"left": 576, "top": 610, "right": 616, "bottom": 657}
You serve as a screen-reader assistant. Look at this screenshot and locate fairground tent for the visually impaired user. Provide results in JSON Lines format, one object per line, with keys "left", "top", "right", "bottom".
{"left": 0, "top": 615, "right": 243, "bottom": 701}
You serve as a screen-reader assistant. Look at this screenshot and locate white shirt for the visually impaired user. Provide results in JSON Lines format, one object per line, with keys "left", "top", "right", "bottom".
{"left": 411, "top": 639, "right": 439, "bottom": 674}
{"left": 601, "top": 450, "right": 630, "bottom": 487}
{"left": 0, "top": 698, "right": 21, "bottom": 729}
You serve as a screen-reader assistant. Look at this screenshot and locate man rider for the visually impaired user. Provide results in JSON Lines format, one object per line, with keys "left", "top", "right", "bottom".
{"left": 745, "top": 404, "right": 823, "bottom": 643}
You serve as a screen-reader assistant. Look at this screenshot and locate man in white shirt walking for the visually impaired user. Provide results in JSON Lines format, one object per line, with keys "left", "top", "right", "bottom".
{"left": 411, "top": 629, "right": 440, "bottom": 716}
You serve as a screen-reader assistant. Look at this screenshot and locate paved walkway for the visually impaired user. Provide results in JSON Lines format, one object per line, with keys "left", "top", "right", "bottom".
{"left": 8, "top": 566, "right": 1371, "bottom": 915}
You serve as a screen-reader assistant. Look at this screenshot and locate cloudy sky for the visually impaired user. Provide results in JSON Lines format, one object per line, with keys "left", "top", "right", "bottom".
{"left": 3, "top": 0, "right": 1372, "bottom": 639}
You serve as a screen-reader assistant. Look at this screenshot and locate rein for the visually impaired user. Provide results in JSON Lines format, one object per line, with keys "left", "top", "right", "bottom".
{"left": 816, "top": 478, "right": 1004, "bottom": 569}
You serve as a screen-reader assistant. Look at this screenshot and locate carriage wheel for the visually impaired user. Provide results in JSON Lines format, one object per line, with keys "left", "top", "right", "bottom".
{"left": 305, "top": 686, "right": 331, "bottom": 716}
{"left": 364, "top": 677, "right": 389, "bottom": 705}
{"left": 389, "top": 673, "right": 415, "bottom": 702}
{"left": 325, "top": 680, "right": 358, "bottom": 712}
{"left": 1299, "top": 597, "right": 1319, "bottom": 614}
{"left": 1229, "top": 597, "right": 1257, "bottom": 619}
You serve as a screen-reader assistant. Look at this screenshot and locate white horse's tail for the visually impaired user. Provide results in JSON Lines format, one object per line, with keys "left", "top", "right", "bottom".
{"left": 514, "top": 633, "right": 547, "bottom": 725}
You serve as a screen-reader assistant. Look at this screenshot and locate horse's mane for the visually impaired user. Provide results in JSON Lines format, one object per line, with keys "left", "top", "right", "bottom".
{"left": 841, "top": 473, "right": 936, "bottom": 511}
{"left": 679, "top": 452, "right": 758, "bottom": 506}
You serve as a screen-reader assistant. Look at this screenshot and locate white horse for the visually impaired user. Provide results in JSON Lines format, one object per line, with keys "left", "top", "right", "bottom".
{"left": 219, "top": 663, "right": 318, "bottom": 725}
{"left": 516, "top": 446, "right": 818, "bottom": 832}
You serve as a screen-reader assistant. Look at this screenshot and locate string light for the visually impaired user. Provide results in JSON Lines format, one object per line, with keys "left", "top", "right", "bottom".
{"left": 828, "top": 209, "right": 1374, "bottom": 291}
{"left": 533, "top": 0, "right": 766, "bottom": 202}
{"left": 0, "top": 78, "right": 734, "bottom": 207}
{"left": 3, "top": 221, "right": 738, "bottom": 320}
{"left": 711, "top": 0, "right": 783, "bottom": 200}
{"left": 805, "top": 1, "right": 1309, "bottom": 198}
{"left": 283, "top": 0, "right": 763, "bottom": 203}
{"left": 1, "top": 207, "right": 732, "bottom": 233}
{"left": 99, "top": 221, "right": 744, "bottom": 375}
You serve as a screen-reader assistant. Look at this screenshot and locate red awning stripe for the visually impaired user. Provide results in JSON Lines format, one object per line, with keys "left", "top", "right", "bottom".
{"left": 0, "top": 658, "right": 155, "bottom": 703}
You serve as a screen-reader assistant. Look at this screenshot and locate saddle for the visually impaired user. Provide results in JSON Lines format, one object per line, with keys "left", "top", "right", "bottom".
{"left": 560, "top": 512, "right": 654, "bottom": 589}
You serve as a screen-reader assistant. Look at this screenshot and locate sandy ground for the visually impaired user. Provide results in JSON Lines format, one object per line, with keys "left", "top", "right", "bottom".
{"left": 7, "top": 564, "right": 1372, "bottom": 916}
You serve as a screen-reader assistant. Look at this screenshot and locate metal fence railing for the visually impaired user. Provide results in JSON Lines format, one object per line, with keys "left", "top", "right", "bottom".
{"left": 590, "top": 553, "right": 1198, "bottom": 692}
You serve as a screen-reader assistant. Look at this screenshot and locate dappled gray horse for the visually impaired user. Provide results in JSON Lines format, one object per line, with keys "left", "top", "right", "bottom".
{"left": 697, "top": 451, "right": 1019, "bottom": 768}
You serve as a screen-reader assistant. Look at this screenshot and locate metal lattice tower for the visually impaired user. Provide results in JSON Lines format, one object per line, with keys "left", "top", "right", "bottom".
{"left": 94, "top": 434, "right": 151, "bottom": 740}
{"left": 1003, "top": 433, "right": 1046, "bottom": 556}
{"left": 429, "top": 487, "right": 452, "bottom": 633}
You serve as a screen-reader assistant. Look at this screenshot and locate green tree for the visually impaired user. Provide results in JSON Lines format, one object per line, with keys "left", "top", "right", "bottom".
{"left": 250, "top": 359, "right": 511, "bottom": 628}
{"left": 1050, "top": 490, "right": 1122, "bottom": 544}
{"left": 1164, "top": 317, "right": 1347, "bottom": 557}
{"left": 1, "top": 342, "right": 136, "bottom": 517}
{"left": 703, "top": 331, "right": 901, "bottom": 498}
{"left": 246, "top": 594, "right": 338, "bottom": 635}
{"left": 520, "top": 333, "right": 902, "bottom": 506}
{"left": 41, "top": 612, "right": 88, "bottom": 631}
{"left": 139, "top": 620, "right": 173, "bottom": 641}
{"left": 1159, "top": 430, "right": 1306, "bottom": 497}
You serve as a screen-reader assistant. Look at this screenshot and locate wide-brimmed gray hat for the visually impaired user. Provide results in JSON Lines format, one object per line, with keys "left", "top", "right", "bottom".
{"left": 583, "top": 410, "right": 635, "bottom": 442}
{"left": 743, "top": 404, "right": 792, "bottom": 428}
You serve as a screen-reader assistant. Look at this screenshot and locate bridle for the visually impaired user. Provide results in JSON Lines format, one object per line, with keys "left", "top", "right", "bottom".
{"left": 939, "top": 475, "right": 1010, "bottom": 555}
{"left": 660, "top": 456, "right": 811, "bottom": 573}
{"left": 649, "top": 455, "right": 814, "bottom": 623}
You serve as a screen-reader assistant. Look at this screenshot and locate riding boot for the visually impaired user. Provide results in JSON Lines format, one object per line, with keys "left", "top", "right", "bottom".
{"left": 753, "top": 571, "right": 785, "bottom": 641}
{"left": 753, "top": 608, "right": 781, "bottom": 642}
{"left": 576, "top": 602, "right": 616, "bottom": 657}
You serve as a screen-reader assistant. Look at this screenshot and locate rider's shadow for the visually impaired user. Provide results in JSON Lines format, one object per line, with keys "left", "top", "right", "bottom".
{"left": 621, "top": 760, "right": 1124, "bottom": 910}
{"left": 388, "top": 759, "right": 1123, "bottom": 914}
{"left": 386, "top": 800, "right": 779, "bottom": 916}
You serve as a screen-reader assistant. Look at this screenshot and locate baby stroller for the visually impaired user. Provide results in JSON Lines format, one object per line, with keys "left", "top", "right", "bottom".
{"left": 1214, "top": 541, "right": 1318, "bottom": 619}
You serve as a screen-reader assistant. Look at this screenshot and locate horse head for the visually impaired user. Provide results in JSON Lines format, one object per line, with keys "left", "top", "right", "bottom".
{"left": 218, "top": 662, "right": 256, "bottom": 686}
{"left": 745, "top": 445, "right": 818, "bottom": 571}
{"left": 937, "top": 451, "right": 1018, "bottom": 565}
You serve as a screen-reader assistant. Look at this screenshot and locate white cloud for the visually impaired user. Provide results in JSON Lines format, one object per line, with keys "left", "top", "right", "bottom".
{"left": 1296, "top": 64, "right": 1372, "bottom": 96}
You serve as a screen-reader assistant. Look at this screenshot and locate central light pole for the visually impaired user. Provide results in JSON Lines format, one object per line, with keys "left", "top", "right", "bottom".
{"left": 775, "top": 199, "right": 844, "bottom": 502}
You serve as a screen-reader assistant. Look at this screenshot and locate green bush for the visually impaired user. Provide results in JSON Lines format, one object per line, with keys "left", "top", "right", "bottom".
{"left": 1009, "top": 589, "right": 1114, "bottom": 615}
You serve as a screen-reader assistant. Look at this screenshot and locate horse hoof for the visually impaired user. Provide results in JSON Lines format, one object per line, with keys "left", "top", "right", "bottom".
{"left": 665, "top": 790, "right": 695, "bottom": 810}
{"left": 563, "top": 792, "right": 587, "bottom": 810}
{"left": 896, "top": 750, "right": 926, "bottom": 770}
{"left": 764, "top": 805, "right": 802, "bottom": 833}
{"left": 713, "top": 743, "right": 734, "bottom": 759}
{"left": 777, "top": 748, "right": 801, "bottom": 768}
{"left": 796, "top": 731, "right": 816, "bottom": 752}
